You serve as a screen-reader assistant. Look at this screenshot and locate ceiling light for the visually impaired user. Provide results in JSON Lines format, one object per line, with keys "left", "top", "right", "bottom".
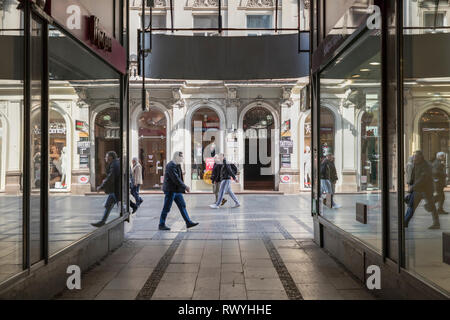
{"left": 352, "top": 74, "right": 360, "bottom": 78}
{"left": 360, "top": 69, "right": 370, "bottom": 72}
{"left": 370, "top": 62, "right": 380, "bottom": 66}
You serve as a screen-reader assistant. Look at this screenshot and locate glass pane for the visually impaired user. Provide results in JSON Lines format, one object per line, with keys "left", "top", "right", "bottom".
{"left": 246, "top": 15, "right": 273, "bottom": 29}
{"left": 191, "top": 108, "right": 221, "bottom": 191}
{"left": 403, "top": 0, "right": 450, "bottom": 294}
{"left": 319, "top": 29, "right": 382, "bottom": 252}
{"left": 30, "top": 17, "right": 43, "bottom": 264}
{"left": 0, "top": 0, "right": 24, "bottom": 282}
{"left": 138, "top": 109, "right": 167, "bottom": 190}
{"left": 48, "top": 28, "right": 121, "bottom": 255}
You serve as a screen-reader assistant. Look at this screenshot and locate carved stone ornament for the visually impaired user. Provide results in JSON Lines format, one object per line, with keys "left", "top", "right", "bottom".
{"left": 303, "top": 0, "right": 310, "bottom": 10}
{"left": 193, "top": 0, "right": 219, "bottom": 7}
{"left": 247, "top": 0, "right": 274, "bottom": 7}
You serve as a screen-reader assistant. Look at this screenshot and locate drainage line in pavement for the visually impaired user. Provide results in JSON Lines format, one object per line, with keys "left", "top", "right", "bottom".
{"left": 135, "top": 232, "right": 185, "bottom": 300}
{"left": 289, "top": 215, "right": 314, "bottom": 233}
{"left": 272, "top": 221, "right": 295, "bottom": 240}
{"left": 262, "top": 234, "right": 304, "bottom": 300}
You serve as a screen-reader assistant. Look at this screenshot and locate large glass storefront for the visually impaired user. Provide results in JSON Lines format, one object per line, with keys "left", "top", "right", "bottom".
{"left": 0, "top": 1, "right": 24, "bottom": 282}
{"left": 191, "top": 107, "right": 221, "bottom": 191}
{"left": 312, "top": 0, "right": 450, "bottom": 297}
{"left": 319, "top": 29, "right": 382, "bottom": 252}
{"left": 0, "top": 1, "right": 128, "bottom": 285}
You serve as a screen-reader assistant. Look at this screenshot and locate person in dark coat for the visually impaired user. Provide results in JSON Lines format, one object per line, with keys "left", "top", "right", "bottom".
{"left": 405, "top": 150, "right": 440, "bottom": 229}
{"left": 209, "top": 155, "right": 240, "bottom": 209}
{"left": 92, "top": 151, "right": 121, "bottom": 227}
{"left": 432, "top": 152, "right": 448, "bottom": 215}
{"left": 158, "top": 151, "right": 198, "bottom": 231}
{"left": 211, "top": 154, "right": 227, "bottom": 206}
{"left": 320, "top": 153, "right": 340, "bottom": 208}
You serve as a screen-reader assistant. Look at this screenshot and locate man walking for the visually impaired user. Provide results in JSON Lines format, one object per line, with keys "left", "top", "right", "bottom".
{"left": 405, "top": 150, "right": 440, "bottom": 229}
{"left": 209, "top": 156, "right": 240, "bottom": 209}
{"left": 320, "top": 152, "right": 340, "bottom": 208}
{"left": 211, "top": 154, "right": 227, "bottom": 206}
{"left": 92, "top": 151, "right": 120, "bottom": 227}
{"left": 433, "top": 152, "right": 448, "bottom": 215}
{"left": 131, "top": 157, "right": 143, "bottom": 207}
{"left": 158, "top": 151, "right": 199, "bottom": 231}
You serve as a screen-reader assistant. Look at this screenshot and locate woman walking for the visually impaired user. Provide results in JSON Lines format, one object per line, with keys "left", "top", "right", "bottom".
{"left": 209, "top": 155, "right": 240, "bottom": 209}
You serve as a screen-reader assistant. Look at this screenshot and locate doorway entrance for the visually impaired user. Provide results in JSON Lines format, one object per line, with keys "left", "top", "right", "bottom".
{"left": 138, "top": 109, "right": 167, "bottom": 190}
{"left": 243, "top": 107, "right": 275, "bottom": 190}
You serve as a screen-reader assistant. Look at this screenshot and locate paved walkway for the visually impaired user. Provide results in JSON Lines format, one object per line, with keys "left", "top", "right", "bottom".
{"left": 56, "top": 194, "right": 375, "bottom": 300}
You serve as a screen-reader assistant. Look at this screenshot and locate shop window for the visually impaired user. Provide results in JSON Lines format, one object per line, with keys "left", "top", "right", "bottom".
{"left": 0, "top": 2, "right": 24, "bottom": 283}
{"left": 48, "top": 28, "right": 121, "bottom": 255}
{"left": 247, "top": 14, "right": 272, "bottom": 36}
{"left": 303, "top": 114, "right": 312, "bottom": 189}
{"left": 191, "top": 107, "right": 220, "bottom": 191}
{"left": 193, "top": 15, "right": 219, "bottom": 36}
{"left": 403, "top": 0, "right": 450, "bottom": 293}
{"left": 138, "top": 108, "right": 167, "bottom": 190}
{"left": 319, "top": 29, "right": 382, "bottom": 252}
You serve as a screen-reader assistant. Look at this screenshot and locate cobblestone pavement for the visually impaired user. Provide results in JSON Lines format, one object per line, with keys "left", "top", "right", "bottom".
{"left": 56, "top": 194, "right": 376, "bottom": 300}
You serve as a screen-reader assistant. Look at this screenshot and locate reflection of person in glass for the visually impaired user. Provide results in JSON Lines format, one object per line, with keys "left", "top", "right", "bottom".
{"left": 405, "top": 150, "right": 440, "bottom": 229}
{"left": 92, "top": 151, "right": 120, "bottom": 228}
{"left": 320, "top": 152, "right": 340, "bottom": 208}
{"left": 211, "top": 154, "right": 227, "bottom": 206}
{"left": 49, "top": 145, "right": 61, "bottom": 188}
{"left": 433, "top": 152, "right": 448, "bottom": 215}
{"left": 158, "top": 151, "right": 199, "bottom": 231}
{"left": 209, "top": 155, "right": 240, "bottom": 209}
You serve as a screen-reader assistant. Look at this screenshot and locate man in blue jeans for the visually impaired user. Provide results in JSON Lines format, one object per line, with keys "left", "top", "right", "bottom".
{"left": 159, "top": 151, "right": 199, "bottom": 231}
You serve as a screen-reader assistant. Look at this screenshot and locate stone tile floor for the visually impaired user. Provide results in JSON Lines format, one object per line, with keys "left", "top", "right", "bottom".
{"left": 55, "top": 194, "right": 376, "bottom": 300}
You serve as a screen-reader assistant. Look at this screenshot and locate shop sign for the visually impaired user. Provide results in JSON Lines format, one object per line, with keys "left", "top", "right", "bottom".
{"left": 281, "top": 154, "right": 291, "bottom": 168}
{"left": 77, "top": 141, "right": 90, "bottom": 155}
{"left": 78, "top": 175, "right": 89, "bottom": 184}
{"left": 88, "top": 16, "right": 112, "bottom": 52}
{"left": 34, "top": 0, "right": 126, "bottom": 74}
{"left": 79, "top": 155, "right": 89, "bottom": 168}
{"left": 49, "top": 122, "right": 66, "bottom": 134}
{"left": 205, "top": 157, "right": 214, "bottom": 171}
{"left": 280, "top": 175, "right": 291, "bottom": 183}
{"left": 280, "top": 140, "right": 293, "bottom": 154}
{"left": 75, "top": 120, "right": 88, "bottom": 132}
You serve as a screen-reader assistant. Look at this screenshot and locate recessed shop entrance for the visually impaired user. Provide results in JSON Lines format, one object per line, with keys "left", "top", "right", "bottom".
{"left": 138, "top": 109, "right": 167, "bottom": 190}
{"left": 243, "top": 106, "right": 275, "bottom": 191}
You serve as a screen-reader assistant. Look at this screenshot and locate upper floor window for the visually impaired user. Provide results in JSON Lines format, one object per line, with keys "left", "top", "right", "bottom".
{"left": 193, "top": 15, "right": 219, "bottom": 36}
{"left": 144, "top": 14, "right": 167, "bottom": 31}
{"left": 246, "top": 14, "right": 272, "bottom": 36}
{"left": 423, "top": 12, "right": 446, "bottom": 28}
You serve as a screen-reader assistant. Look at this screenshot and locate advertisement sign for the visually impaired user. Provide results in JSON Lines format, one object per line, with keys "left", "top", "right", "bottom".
{"left": 75, "top": 120, "right": 88, "bottom": 132}
{"left": 280, "top": 175, "right": 292, "bottom": 183}
{"left": 78, "top": 175, "right": 89, "bottom": 184}
{"left": 79, "top": 155, "right": 89, "bottom": 168}
{"left": 205, "top": 157, "right": 215, "bottom": 171}
{"left": 281, "top": 154, "right": 291, "bottom": 168}
{"left": 280, "top": 140, "right": 294, "bottom": 154}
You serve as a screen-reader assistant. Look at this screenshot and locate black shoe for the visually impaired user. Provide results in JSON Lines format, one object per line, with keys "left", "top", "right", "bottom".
{"left": 438, "top": 209, "right": 449, "bottom": 215}
{"left": 91, "top": 221, "right": 105, "bottom": 228}
{"left": 186, "top": 221, "right": 199, "bottom": 229}
{"left": 221, "top": 198, "right": 227, "bottom": 206}
{"left": 137, "top": 199, "right": 143, "bottom": 207}
{"left": 132, "top": 206, "right": 137, "bottom": 214}
{"left": 159, "top": 224, "right": 170, "bottom": 231}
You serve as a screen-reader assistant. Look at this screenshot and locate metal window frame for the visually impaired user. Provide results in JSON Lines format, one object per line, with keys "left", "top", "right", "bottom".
{"left": 310, "top": 0, "right": 392, "bottom": 260}
{"left": 5, "top": 0, "right": 130, "bottom": 286}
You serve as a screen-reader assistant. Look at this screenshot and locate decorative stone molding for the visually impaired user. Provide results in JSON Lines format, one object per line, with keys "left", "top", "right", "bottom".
{"left": 172, "top": 88, "right": 185, "bottom": 108}
{"left": 247, "top": 0, "right": 274, "bottom": 7}
{"left": 193, "top": 0, "right": 218, "bottom": 7}
{"left": 131, "top": 0, "right": 167, "bottom": 8}
{"left": 303, "top": 0, "right": 310, "bottom": 10}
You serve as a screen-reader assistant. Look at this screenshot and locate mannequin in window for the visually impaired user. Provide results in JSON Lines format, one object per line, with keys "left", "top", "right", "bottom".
{"left": 304, "top": 146, "right": 311, "bottom": 188}
{"left": 60, "top": 146, "right": 68, "bottom": 188}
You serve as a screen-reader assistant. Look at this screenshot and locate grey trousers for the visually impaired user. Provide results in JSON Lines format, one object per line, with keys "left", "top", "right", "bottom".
{"left": 213, "top": 182, "right": 221, "bottom": 202}
{"left": 215, "top": 179, "right": 239, "bottom": 206}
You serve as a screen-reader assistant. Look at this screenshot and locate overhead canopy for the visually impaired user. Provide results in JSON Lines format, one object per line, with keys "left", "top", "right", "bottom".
{"left": 141, "top": 33, "right": 310, "bottom": 80}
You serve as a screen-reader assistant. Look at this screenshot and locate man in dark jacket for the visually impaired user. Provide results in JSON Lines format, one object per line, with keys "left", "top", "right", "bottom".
{"left": 433, "top": 152, "right": 448, "bottom": 215}
{"left": 320, "top": 153, "right": 340, "bottom": 208}
{"left": 405, "top": 150, "right": 440, "bottom": 229}
{"left": 158, "top": 151, "right": 199, "bottom": 231}
{"left": 211, "top": 154, "right": 227, "bottom": 206}
{"left": 92, "top": 151, "right": 121, "bottom": 227}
